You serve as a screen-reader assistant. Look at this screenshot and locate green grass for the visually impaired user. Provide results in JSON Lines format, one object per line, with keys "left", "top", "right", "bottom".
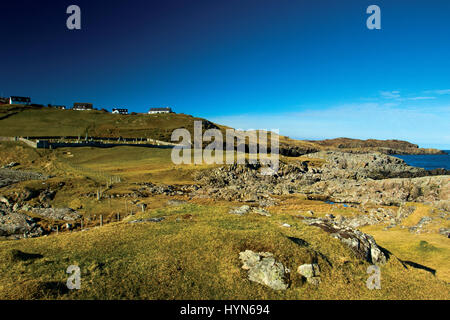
{"left": 1, "top": 203, "right": 448, "bottom": 300}
{"left": 0, "top": 104, "right": 323, "bottom": 153}
{"left": 0, "top": 104, "right": 215, "bottom": 141}
{"left": 0, "top": 140, "right": 449, "bottom": 300}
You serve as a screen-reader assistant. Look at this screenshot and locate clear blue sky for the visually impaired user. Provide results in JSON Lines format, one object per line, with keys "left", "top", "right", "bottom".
{"left": 1, "top": 0, "right": 449, "bottom": 148}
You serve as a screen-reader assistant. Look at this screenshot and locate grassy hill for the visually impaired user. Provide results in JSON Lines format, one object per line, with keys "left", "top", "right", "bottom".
{"left": 0, "top": 104, "right": 218, "bottom": 141}
{"left": 0, "top": 104, "right": 444, "bottom": 155}
{"left": 0, "top": 142, "right": 449, "bottom": 299}
{"left": 1, "top": 202, "right": 448, "bottom": 300}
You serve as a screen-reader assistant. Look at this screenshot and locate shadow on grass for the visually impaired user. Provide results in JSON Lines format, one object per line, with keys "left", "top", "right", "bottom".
{"left": 40, "top": 281, "right": 70, "bottom": 296}
{"left": 400, "top": 260, "right": 436, "bottom": 276}
{"left": 8, "top": 249, "right": 43, "bottom": 262}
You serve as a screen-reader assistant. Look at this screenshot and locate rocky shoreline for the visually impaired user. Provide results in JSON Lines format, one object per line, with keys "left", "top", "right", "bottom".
{"left": 191, "top": 151, "right": 449, "bottom": 207}
{"left": 0, "top": 150, "right": 448, "bottom": 240}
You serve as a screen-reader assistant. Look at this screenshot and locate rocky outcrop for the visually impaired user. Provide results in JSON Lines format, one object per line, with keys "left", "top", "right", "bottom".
{"left": 0, "top": 168, "right": 47, "bottom": 188}
{"left": 302, "top": 175, "right": 449, "bottom": 207}
{"left": 308, "top": 138, "right": 446, "bottom": 155}
{"left": 302, "top": 218, "right": 388, "bottom": 265}
{"left": 0, "top": 205, "right": 44, "bottom": 239}
{"left": 193, "top": 152, "right": 448, "bottom": 208}
{"left": 194, "top": 161, "right": 308, "bottom": 205}
{"left": 239, "top": 250, "right": 289, "bottom": 290}
{"left": 303, "top": 151, "right": 433, "bottom": 180}
{"left": 32, "top": 208, "right": 81, "bottom": 221}
{"left": 279, "top": 143, "right": 319, "bottom": 157}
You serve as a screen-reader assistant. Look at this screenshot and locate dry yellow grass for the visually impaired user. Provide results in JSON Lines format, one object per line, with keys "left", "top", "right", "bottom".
{"left": 0, "top": 141, "right": 449, "bottom": 300}
{"left": 0, "top": 203, "right": 449, "bottom": 300}
{"left": 362, "top": 203, "right": 450, "bottom": 282}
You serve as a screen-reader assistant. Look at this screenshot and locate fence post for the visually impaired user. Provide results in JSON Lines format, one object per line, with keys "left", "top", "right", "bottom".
{"left": 100, "top": 215, "right": 103, "bottom": 227}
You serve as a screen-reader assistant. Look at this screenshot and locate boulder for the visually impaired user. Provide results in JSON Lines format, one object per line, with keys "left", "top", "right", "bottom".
{"left": 253, "top": 207, "right": 271, "bottom": 217}
{"left": 303, "top": 218, "right": 388, "bottom": 265}
{"left": 229, "top": 205, "right": 250, "bottom": 215}
{"left": 239, "top": 250, "right": 289, "bottom": 290}
{"left": 297, "top": 263, "right": 320, "bottom": 279}
{"left": 1, "top": 162, "right": 19, "bottom": 169}
{"left": 166, "top": 200, "right": 186, "bottom": 206}
{"left": 39, "top": 190, "right": 56, "bottom": 202}
{"left": 0, "top": 211, "right": 44, "bottom": 239}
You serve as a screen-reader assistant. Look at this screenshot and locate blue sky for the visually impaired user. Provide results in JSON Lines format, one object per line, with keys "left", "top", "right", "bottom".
{"left": 0, "top": 0, "right": 449, "bottom": 148}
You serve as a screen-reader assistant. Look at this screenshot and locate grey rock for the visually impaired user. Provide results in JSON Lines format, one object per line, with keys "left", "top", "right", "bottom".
{"left": 297, "top": 263, "right": 320, "bottom": 279}
{"left": 2, "top": 162, "right": 19, "bottom": 169}
{"left": 39, "top": 190, "right": 56, "bottom": 202}
{"left": 239, "top": 250, "right": 289, "bottom": 291}
{"left": 253, "top": 207, "right": 271, "bottom": 217}
{"left": 229, "top": 205, "right": 251, "bottom": 215}
{"left": 129, "top": 217, "right": 165, "bottom": 224}
{"left": 32, "top": 208, "right": 81, "bottom": 221}
{"left": 439, "top": 228, "right": 450, "bottom": 238}
{"left": 304, "top": 218, "right": 388, "bottom": 265}
{"left": 0, "top": 211, "right": 44, "bottom": 239}
{"left": 409, "top": 216, "right": 433, "bottom": 234}
{"left": 167, "top": 200, "right": 187, "bottom": 206}
{"left": 0, "top": 168, "right": 47, "bottom": 188}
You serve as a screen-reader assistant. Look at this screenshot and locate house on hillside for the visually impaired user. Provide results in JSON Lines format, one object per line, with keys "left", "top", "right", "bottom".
{"left": 112, "top": 108, "right": 128, "bottom": 115}
{"left": 9, "top": 96, "right": 31, "bottom": 105}
{"left": 148, "top": 107, "right": 173, "bottom": 114}
{"left": 48, "top": 104, "right": 66, "bottom": 109}
{"left": 73, "top": 103, "right": 93, "bottom": 111}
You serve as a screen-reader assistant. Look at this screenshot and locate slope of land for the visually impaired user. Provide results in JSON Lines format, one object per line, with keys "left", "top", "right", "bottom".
{"left": 0, "top": 104, "right": 444, "bottom": 155}
{"left": 0, "top": 104, "right": 218, "bottom": 142}
{"left": 0, "top": 141, "right": 448, "bottom": 300}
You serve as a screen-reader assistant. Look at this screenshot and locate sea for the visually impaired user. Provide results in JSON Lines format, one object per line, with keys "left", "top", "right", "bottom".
{"left": 393, "top": 150, "right": 450, "bottom": 170}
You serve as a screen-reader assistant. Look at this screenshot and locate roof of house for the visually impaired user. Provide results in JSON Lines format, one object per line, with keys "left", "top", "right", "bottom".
{"left": 149, "top": 107, "right": 172, "bottom": 111}
{"left": 73, "top": 103, "right": 93, "bottom": 108}
{"left": 10, "top": 96, "right": 31, "bottom": 102}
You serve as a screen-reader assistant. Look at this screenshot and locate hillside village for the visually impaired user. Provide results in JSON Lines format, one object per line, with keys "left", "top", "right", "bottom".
{"left": 0, "top": 95, "right": 173, "bottom": 115}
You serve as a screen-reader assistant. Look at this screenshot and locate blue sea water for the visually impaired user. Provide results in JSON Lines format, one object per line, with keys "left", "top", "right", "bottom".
{"left": 393, "top": 150, "right": 450, "bottom": 170}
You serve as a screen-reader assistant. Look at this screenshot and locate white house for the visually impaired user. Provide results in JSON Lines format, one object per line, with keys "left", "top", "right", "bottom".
{"left": 112, "top": 108, "right": 128, "bottom": 115}
{"left": 148, "top": 107, "right": 173, "bottom": 114}
{"left": 9, "top": 96, "right": 31, "bottom": 105}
